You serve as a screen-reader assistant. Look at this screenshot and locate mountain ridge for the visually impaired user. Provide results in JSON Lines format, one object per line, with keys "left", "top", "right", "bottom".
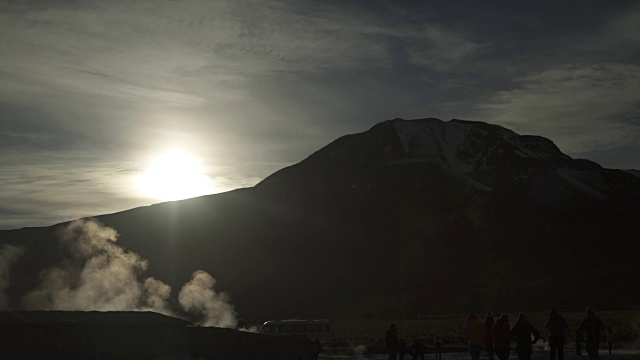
{"left": 1, "top": 117, "right": 639, "bottom": 321}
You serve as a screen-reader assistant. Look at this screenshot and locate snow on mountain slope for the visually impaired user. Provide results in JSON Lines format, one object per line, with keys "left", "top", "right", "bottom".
{"left": 393, "top": 119, "right": 477, "bottom": 173}
{"left": 391, "top": 119, "right": 571, "bottom": 173}
{"left": 391, "top": 119, "right": 640, "bottom": 201}
{"left": 291, "top": 118, "right": 639, "bottom": 200}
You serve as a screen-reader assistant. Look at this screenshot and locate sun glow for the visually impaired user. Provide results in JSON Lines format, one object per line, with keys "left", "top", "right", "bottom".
{"left": 136, "top": 150, "right": 214, "bottom": 201}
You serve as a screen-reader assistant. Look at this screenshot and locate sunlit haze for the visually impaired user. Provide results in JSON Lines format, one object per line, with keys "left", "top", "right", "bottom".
{"left": 136, "top": 150, "right": 215, "bottom": 201}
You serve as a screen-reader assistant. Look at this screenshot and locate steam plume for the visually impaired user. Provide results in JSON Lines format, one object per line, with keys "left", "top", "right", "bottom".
{"left": 178, "top": 270, "right": 237, "bottom": 328}
{"left": 0, "top": 244, "right": 25, "bottom": 309}
{"left": 23, "top": 219, "right": 170, "bottom": 313}
{"left": 21, "top": 219, "right": 237, "bottom": 327}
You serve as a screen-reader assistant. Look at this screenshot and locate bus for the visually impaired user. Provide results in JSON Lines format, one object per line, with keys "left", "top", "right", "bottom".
{"left": 259, "top": 319, "right": 332, "bottom": 345}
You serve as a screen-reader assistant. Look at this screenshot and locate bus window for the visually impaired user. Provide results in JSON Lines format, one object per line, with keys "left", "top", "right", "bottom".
{"left": 279, "top": 324, "right": 293, "bottom": 333}
{"left": 260, "top": 319, "right": 332, "bottom": 345}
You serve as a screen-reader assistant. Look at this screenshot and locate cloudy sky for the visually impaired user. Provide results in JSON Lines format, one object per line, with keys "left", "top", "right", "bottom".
{"left": 1, "top": 0, "right": 639, "bottom": 229}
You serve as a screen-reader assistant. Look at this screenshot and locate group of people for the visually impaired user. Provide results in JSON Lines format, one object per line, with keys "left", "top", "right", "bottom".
{"left": 464, "top": 307, "right": 607, "bottom": 360}
{"left": 385, "top": 307, "right": 610, "bottom": 360}
{"left": 465, "top": 312, "right": 542, "bottom": 360}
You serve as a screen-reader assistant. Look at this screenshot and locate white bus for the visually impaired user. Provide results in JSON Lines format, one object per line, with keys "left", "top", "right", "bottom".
{"left": 259, "top": 319, "right": 332, "bottom": 345}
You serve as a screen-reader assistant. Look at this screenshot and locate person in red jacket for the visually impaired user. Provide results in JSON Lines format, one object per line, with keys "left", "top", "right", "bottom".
{"left": 409, "top": 339, "right": 427, "bottom": 360}
{"left": 483, "top": 312, "right": 496, "bottom": 360}
{"left": 464, "top": 313, "right": 484, "bottom": 360}
{"left": 492, "top": 314, "right": 512, "bottom": 360}
{"left": 606, "top": 327, "right": 614, "bottom": 355}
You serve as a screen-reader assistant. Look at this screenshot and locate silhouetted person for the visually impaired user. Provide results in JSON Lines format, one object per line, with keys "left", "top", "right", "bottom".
{"left": 409, "top": 339, "right": 427, "bottom": 360}
{"left": 511, "top": 313, "right": 540, "bottom": 360}
{"left": 399, "top": 338, "right": 406, "bottom": 360}
{"left": 492, "top": 314, "right": 512, "bottom": 360}
{"left": 386, "top": 324, "right": 400, "bottom": 360}
{"left": 575, "top": 328, "right": 582, "bottom": 355}
{"left": 483, "top": 312, "right": 496, "bottom": 360}
{"left": 577, "top": 307, "right": 605, "bottom": 360}
{"left": 434, "top": 335, "right": 443, "bottom": 360}
{"left": 546, "top": 307, "right": 569, "bottom": 360}
{"left": 309, "top": 338, "right": 322, "bottom": 360}
{"left": 464, "top": 313, "right": 484, "bottom": 360}
{"left": 606, "top": 327, "right": 614, "bottom": 355}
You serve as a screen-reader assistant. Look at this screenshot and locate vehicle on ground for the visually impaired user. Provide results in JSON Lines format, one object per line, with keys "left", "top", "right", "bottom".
{"left": 259, "top": 319, "right": 332, "bottom": 344}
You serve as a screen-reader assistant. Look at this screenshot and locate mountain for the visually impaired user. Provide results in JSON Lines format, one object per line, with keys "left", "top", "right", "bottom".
{"left": 1, "top": 118, "right": 639, "bottom": 321}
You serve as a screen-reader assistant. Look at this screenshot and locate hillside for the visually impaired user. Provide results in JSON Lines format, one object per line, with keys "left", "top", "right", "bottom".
{"left": 1, "top": 118, "right": 639, "bottom": 322}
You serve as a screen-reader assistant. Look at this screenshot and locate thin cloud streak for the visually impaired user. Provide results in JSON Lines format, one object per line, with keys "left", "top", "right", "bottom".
{"left": 480, "top": 63, "right": 640, "bottom": 152}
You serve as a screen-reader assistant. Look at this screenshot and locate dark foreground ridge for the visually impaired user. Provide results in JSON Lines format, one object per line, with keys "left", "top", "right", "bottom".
{"left": 0, "top": 311, "right": 308, "bottom": 360}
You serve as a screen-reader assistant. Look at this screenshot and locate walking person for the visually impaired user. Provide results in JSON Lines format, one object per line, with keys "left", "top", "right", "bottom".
{"left": 464, "top": 313, "right": 484, "bottom": 360}
{"left": 511, "top": 313, "right": 540, "bottom": 360}
{"left": 409, "top": 339, "right": 427, "bottom": 360}
{"left": 399, "top": 338, "right": 406, "bottom": 360}
{"left": 577, "top": 307, "right": 605, "bottom": 360}
{"left": 575, "top": 328, "right": 582, "bottom": 355}
{"left": 606, "top": 328, "right": 614, "bottom": 355}
{"left": 309, "top": 338, "right": 322, "bottom": 360}
{"left": 492, "top": 314, "right": 512, "bottom": 360}
{"left": 483, "top": 312, "right": 496, "bottom": 360}
{"left": 434, "top": 335, "right": 443, "bottom": 360}
{"left": 546, "top": 307, "right": 569, "bottom": 360}
{"left": 386, "top": 324, "right": 400, "bottom": 360}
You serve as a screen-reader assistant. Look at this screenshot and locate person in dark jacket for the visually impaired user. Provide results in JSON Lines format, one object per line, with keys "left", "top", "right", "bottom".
{"left": 434, "top": 335, "right": 443, "bottom": 360}
{"left": 309, "top": 338, "right": 322, "bottom": 360}
{"left": 483, "top": 312, "right": 496, "bottom": 360}
{"left": 399, "top": 338, "right": 406, "bottom": 360}
{"left": 577, "top": 307, "right": 605, "bottom": 360}
{"left": 511, "top": 313, "right": 540, "bottom": 360}
{"left": 386, "top": 324, "right": 400, "bottom": 360}
{"left": 492, "top": 314, "right": 511, "bottom": 360}
{"left": 546, "top": 308, "right": 569, "bottom": 360}
{"left": 575, "top": 328, "right": 582, "bottom": 355}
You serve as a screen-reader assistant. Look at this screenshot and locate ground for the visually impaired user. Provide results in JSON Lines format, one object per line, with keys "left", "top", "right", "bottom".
{"left": 320, "top": 350, "right": 640, "bottom": 360}
{"left": 323, "top": 309, "right": 639, "bottom": 360}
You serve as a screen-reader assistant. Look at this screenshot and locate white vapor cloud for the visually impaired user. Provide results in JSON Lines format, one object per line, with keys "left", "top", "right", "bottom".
{"left": 22, "top": 219, "right": 237, "bottom": 327}
{"left": 143, "top": 277, "right": 172, "bottom": 313}
{"left": 23, "top": 219, "right": 170, "bottom": 313}
{"left": 0, "top": 244, "right": 25, "bottom": 309}
{"left": 178, "top": 270, "right": 238, "bottom": 328}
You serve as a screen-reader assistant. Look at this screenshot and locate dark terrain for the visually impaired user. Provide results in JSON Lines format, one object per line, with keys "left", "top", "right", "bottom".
{"left": 1, "top": 118, "right": 639, "bottom": 322}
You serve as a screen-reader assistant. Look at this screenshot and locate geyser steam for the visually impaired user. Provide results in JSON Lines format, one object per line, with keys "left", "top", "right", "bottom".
{"left": 178, "top": 270, "right": 237, "bottom": 328}
{"left": 22, "top": 219, "right": 236, "bottom": 327}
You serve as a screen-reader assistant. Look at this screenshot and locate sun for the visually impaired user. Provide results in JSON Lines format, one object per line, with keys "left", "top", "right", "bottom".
{"left": 136, "top": 149, "right": 215, "bottom": 201}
